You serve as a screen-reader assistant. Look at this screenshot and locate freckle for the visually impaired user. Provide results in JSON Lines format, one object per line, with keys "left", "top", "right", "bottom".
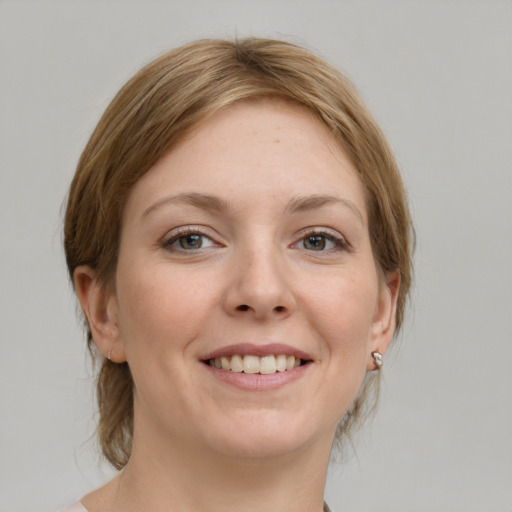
{"left": 274, "top": 138, "right": 280, "bottom": 143}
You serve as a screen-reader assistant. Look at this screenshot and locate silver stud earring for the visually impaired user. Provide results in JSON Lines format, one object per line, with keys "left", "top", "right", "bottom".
{"left": 371, "top": 351, "right": 383, "bottom": 369}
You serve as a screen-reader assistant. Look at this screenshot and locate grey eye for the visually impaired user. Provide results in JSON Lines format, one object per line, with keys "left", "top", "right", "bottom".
{"left": 303, "top": 235, "right": 327, "bottom": 251}
{"left": 179, "top": 234, "right": 204, "bottom": 250}
{"left": 165, "top": 231, "right": 217, "bottom": 252}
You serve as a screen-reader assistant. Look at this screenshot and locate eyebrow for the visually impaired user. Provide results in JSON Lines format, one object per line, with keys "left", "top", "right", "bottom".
{"left": 142, "top": 192, "right": 363, "bottom": 224}
{"left": 285, "top": 194, "right": 364, "bottom": 224}
{"left": 142, "top": 192, "right": 231, "bottom": 218}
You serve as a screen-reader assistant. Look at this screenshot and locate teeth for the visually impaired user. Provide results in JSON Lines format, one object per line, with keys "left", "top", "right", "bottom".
{"left": 207, "top": 354, "right": 305, "bottom": 374}
{"left": 230, "top": 354, "right": 243, "bottom": 372}
{"left": 243, "top": 355, "right": 260, "bottom": 374}
{"left": 259, "top": 355, "right": 276, "bottom": 375}
{"left": 276, "top": 354, "right": 287, "bottom": 372}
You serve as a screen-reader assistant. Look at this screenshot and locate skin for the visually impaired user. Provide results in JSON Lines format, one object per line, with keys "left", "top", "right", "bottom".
{"left": 75, "top": 101, "right": 399, "bottom": 512}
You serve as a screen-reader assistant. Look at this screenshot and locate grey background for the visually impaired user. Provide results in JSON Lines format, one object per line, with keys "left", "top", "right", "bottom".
{"left": 1, "top": 1, "right": 511, "bottom": 511}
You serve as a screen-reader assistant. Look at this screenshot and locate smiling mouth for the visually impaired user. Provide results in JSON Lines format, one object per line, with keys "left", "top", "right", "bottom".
{"left": 204, "top": 354, "right": 311, "bottom": 375}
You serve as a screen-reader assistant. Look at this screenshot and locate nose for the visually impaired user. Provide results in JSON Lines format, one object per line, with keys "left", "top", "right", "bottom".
{"left": 222, "top": 245, "right": 296, "bottom": 321}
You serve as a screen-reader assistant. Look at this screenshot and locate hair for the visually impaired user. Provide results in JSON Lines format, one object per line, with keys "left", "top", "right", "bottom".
{"left": 64, "top": 37, "right": 414, "bottom": 469}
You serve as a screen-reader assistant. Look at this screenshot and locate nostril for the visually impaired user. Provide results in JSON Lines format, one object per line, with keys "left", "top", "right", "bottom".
{"left": 234, "top": 304, "right": 287, "bottom": 314}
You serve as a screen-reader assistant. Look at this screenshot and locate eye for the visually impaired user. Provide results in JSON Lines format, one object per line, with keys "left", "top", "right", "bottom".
{"left": 295, "top": 230, "right": 348, "bottom": 252}
{"left": 303, "top": 234, "right": 331, "bottom": 251}
{"left": 163, "top": 229, "right": 217, "bottom": 252}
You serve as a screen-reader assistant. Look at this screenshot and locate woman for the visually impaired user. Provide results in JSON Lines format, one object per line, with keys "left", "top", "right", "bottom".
{"left": 62, "top": 37, "right": 413, "bottom": 512}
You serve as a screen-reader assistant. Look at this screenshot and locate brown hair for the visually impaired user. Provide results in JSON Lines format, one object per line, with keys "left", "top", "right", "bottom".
{"left": 64, "top": 37, "right": 414, "bottom": 469}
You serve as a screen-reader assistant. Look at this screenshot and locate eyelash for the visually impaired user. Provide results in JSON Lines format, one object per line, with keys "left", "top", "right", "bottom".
{"left": 293, "top": 229, "right": 349, "bottom": 253}
{"left": 162, "top": 227, "right": 218, "bottom": 252}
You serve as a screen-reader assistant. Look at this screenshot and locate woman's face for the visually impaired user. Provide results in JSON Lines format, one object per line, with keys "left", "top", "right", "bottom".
{"left": 106, "top": 101, "right": 397, "bottom": 460}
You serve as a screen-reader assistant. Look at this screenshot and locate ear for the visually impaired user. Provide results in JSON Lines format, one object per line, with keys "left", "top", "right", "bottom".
{"left": 366, "top": 269, "right": 400, "bottom": 371}
{"left": 73, "top": 265, "right": 126, "bottom": 363}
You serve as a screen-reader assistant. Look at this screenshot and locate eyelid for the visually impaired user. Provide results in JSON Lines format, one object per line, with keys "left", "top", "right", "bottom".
{"left": 292, "top": 227, "right": 350, "bottom": 251}
{"left": 161, "top": 226, "right": 222, "bottom": 251}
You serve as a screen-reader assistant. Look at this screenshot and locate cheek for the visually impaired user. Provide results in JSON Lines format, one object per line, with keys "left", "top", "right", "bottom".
{"left": 304, "top": 272, "right": 378, "bottom": 417}
{"left": 305, "top": 270, "right": 378, "bottom": 357}
{"left": 114, "top": 261, "right": 217, "bottom": 357}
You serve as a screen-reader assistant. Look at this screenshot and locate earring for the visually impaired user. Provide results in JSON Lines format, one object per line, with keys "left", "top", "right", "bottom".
{"left": 107, "top": 350, "right": 112, "bottom": 361}
{"left": 371, "top": 351, "right": 383, "bottom": 369}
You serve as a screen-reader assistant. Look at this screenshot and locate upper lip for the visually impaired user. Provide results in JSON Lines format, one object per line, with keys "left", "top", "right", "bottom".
{"left": 201, "top": 343, "right": 313, "bottom": 361}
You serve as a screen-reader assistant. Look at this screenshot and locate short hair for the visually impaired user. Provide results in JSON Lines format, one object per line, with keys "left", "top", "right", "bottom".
{"left": 64, "top": 37, "right": 414, "bottom": 469}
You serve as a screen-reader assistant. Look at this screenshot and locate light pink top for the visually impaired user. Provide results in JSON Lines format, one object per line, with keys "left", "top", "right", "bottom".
{"left": 59, "top": 500, "right": 332, "bottom": 511}
{"left": 58, "top": 502, "right": 88, "bottom": 512}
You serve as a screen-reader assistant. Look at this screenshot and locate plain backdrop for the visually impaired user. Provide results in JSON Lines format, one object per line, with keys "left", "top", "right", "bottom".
{"left": 1, "top": 1, "right": 511, "bottom": 511}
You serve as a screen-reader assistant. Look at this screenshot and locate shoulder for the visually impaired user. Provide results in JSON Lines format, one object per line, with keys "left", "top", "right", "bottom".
{"left": 57, "top": 502, "right": 89, "bottom": 512}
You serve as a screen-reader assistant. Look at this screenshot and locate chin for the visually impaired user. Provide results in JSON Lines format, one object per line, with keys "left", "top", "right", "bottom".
{"left": 202, "top": 412, "right": 328, "bottom": 461}
{"left": 210, "top": 434, "right": 309, "bottom": 461}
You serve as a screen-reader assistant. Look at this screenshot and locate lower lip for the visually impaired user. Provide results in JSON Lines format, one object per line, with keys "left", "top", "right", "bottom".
{"left": 203, "top": 363, "right": 310, "bottom": 391}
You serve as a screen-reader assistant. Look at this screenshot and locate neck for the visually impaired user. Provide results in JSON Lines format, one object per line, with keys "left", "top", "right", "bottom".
{"left": 101, "top": 423, "right": 334, "bottom": 512}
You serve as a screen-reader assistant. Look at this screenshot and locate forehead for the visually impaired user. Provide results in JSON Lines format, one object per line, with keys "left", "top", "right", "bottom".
{"left": 124, "top": 101, "right": 367, "bottom": 222}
